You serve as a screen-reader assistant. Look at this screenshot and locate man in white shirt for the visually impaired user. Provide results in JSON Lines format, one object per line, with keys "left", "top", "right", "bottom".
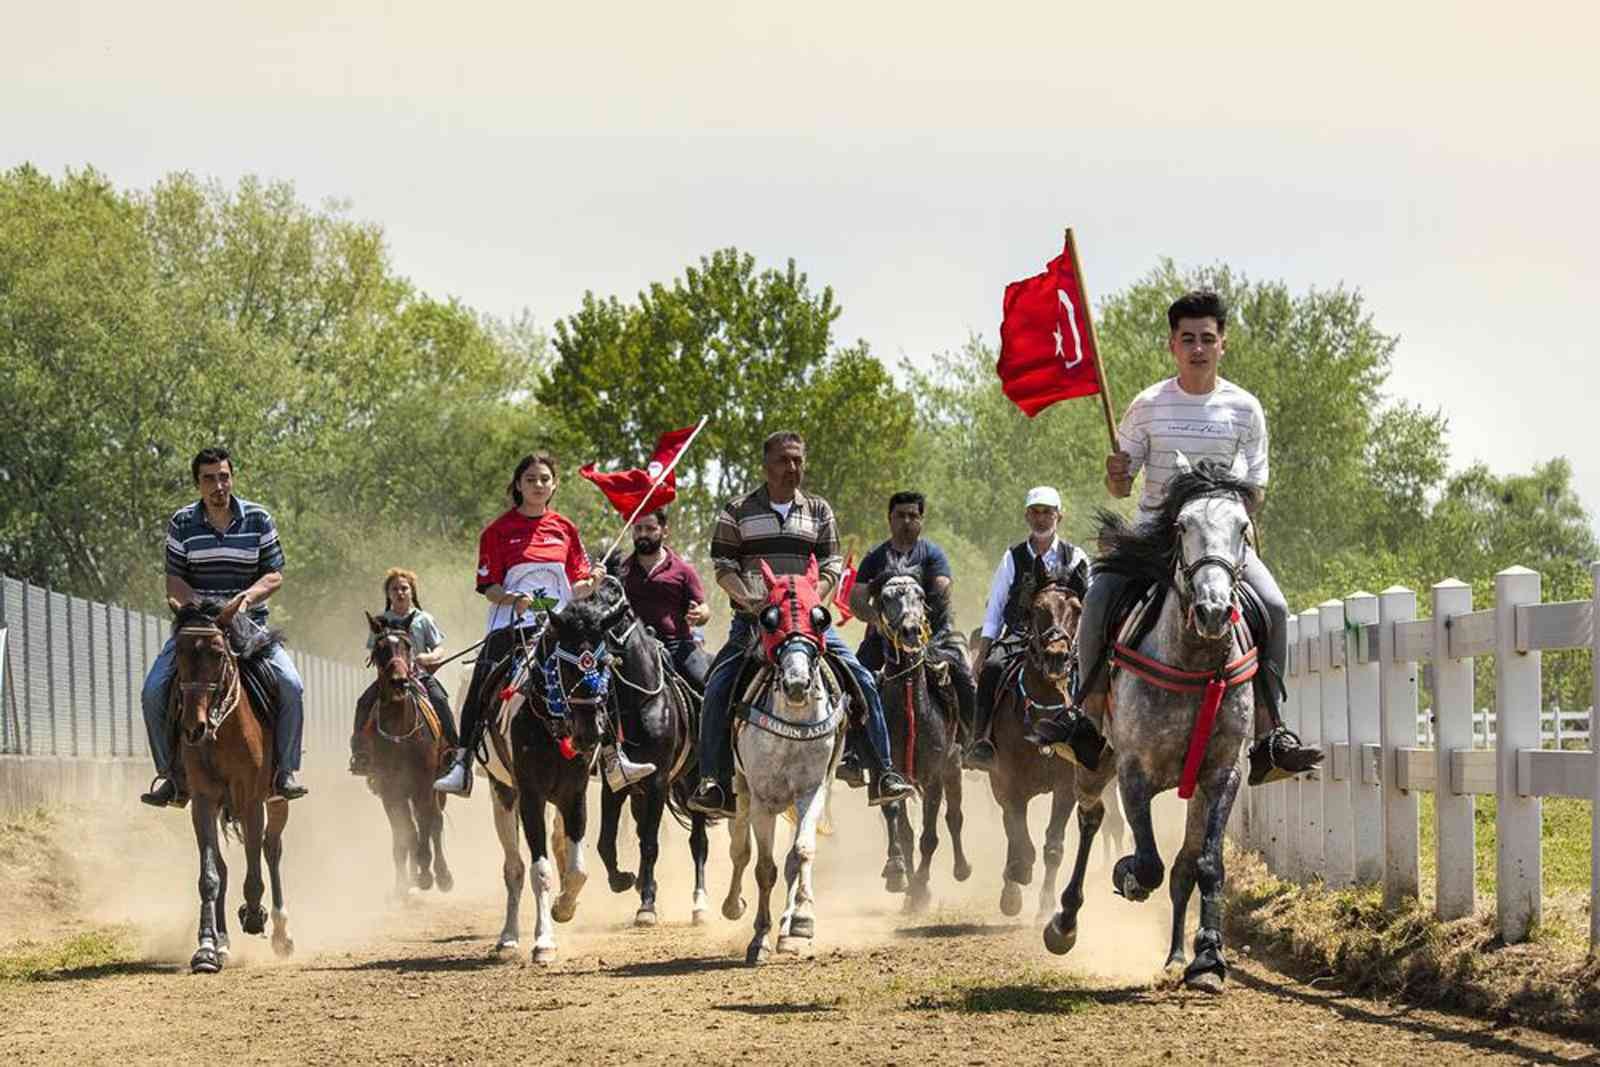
{"left": 964, "top": 485, "right": 1088, "bottom": 771}
{"left": 1027, "top": 290, "right": 1321, "bottom": 786}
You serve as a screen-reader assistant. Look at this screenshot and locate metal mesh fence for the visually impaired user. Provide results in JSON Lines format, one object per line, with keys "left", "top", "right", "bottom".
{"left": 0, "top": 574, "right": 364, "bottom": 765}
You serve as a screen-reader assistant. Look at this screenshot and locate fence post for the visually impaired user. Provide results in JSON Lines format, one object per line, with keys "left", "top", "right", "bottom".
{"left": 1319, "top": 599, "right": 1354, "bottom": 887}
{"left": 1432, "top": 578, "right": 1476, "bottom": 920}
{"left": 1297, "top": 607, "right": 1324, "bottom": 881}
{"left": 1495, "top": 566, "right": 1542, "bottom": 943}
{"left": 21, "top": 580, "right": 33, "bottom": 754}
{"left": 1591, "top": 561, "right": 1600, "bottom": 954}
{"left": 1278, "top": 615, "right": 1300, "bottom": 879}
{"left": 1345, "top": 592, "right": 1382, "bottom": 883}
{"left": 1379, "top": 586, "right": 1420, "bottom": 907}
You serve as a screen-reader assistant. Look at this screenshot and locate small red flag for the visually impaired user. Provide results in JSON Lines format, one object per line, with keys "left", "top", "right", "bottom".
{"left": 580, "top": 425, "right": 699, "bottom": 518}
{"left": 833, "top": 552, "right": 857, "bottom": 625}
{"left": 997, "top": 235, "right": 1102, "bottom": 417}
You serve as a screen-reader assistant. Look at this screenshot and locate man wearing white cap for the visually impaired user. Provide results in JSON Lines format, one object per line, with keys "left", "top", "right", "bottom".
{"left": 964, "top": 485, "right": 1088, "bottom": 771}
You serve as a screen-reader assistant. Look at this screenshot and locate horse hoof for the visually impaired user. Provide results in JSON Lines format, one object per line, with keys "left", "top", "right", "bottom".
{"left": 1042, "top": 914, "right": 1077, "bottom": 956}
{"left": 215, "top": 935, "right": 231, "bottom": 960}
{"left": 1184, "top": 969, "right": 1225, "bottom": 994}
{"left": 495, "top": 938, "right": 519, "bottom": 954}
{"left": 272, "top": 934, "right": 295, "bottom": 959}
{"left": 190, "top": 946, "right": 221, "bottom": 974}
{"left": 776, "top": 935, "right": 811, "bottom": 956}
{"left": 609, "top": 871, "right": 637, "bottom": 893}
{"left": 238, "top": 903, "right": 267, "bottom": 936}
{"left": 436, "top": 870, "right": 454, "bottom": 894}
{"left": 552, "top": 899, "right": 578, "bottom": 924}
{"left": 999, "top": 882, "right": 1023, "bottom": 917}
{"left": 722, "top": 897, "right": 746, "bottom": 921}
{"left": 635, "top": 908, "right": 657, "bottom": 928}
{"left": 1112, "top": 856, "right": 1152, "bottom": 902}
{"left": 692, "top": 908, "right": 708, "bottom": 926}
{"left": 953, "top": 859, "right": 973, "bottom": 883}
{"left": 885, "top": 871, "right": 909, "bottom": 894}
{"left": 415, "top": 869, "right": 435, "bottom": 892}
{"left": 903, "top": 890, "right": 931, "bottom": 915}
{"left": 745, "top": 941, "right": 770, "bottom": 967}
{"left": 532, "top": 945, "right": 557, "bottom": 966}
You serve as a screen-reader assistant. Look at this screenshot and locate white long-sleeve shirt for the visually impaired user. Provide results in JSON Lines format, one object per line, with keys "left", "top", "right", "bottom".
{"left": 980, "top": 536, "right": 1086, "bottom": 640}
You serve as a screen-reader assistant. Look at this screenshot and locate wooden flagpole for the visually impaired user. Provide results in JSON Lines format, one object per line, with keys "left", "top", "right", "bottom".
{"left": 1063, "top": 227, "right": 1120, "bottom": 451}
{"left": 597, "top": 415, "right": 710, "bottom": 568}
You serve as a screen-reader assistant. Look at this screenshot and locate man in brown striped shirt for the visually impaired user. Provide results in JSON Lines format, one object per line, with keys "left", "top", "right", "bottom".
{"left": 688, "top": 431, "right": 915, "bottom": 816}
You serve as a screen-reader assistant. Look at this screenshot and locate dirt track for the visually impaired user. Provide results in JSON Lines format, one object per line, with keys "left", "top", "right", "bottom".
{"left": 2, "top": 771, "right": 1595, "bottom": 1065}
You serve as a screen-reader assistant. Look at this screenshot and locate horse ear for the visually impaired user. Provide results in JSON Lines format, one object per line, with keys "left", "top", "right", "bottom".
{"left": 366, "top": 610, "right": 384, "bottom": 634}
{"left": 805, "top": 554, "right": 819, "bottom": 586}
{"left": 1172, "top": 449, "right": 1193, "bottom": 475}
{"left": 216, "top": 598, "right": 241, "bottom": 629}
{"left": 759, "top": 559, "right": 779, "bottom": 591}
{"left": 167, "top": 597, "right": 186, "bottom": 617}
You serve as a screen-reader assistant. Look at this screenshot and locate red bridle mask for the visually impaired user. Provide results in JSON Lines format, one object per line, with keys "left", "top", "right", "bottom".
{"left": 756, "top": 557, "right": 832, "bottom": 662}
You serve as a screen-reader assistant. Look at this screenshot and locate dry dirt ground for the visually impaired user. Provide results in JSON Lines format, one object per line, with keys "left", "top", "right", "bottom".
{"left": 2, "top": 769, "right": 1596, "bottom": 1066}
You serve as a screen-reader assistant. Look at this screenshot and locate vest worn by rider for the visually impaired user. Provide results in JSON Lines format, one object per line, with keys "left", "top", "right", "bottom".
{"left": 1000, "top": 540, "right": 1089, "bottom": 637}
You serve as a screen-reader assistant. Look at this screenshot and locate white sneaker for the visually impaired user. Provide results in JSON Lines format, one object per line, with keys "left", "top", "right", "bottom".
{"left": 602, "top": 747, "right": 657, "bottom": 792}
{"left": 433, "top": 752, "right": 473, "bottom": 796}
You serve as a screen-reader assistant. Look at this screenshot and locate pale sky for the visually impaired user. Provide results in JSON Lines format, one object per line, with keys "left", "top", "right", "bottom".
{"left": 8, "top": 1, "right": 1599, "bottom": 535}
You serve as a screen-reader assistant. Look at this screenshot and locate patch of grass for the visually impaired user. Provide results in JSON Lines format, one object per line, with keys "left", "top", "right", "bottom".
{"left": 1417, "top": 793, "right": 1591, "bottom": 898}
{"left": 1224, "top": 845, "right": 1600, "bottom": 1041}
{"left": 907, "top": 967, "right": 1092, "bottom": 1015}
{"left": 0, "top": 807, "right": 57, "bottom": 864}
{"left": 0, "top": 926, "right": 138, "bottom": 982}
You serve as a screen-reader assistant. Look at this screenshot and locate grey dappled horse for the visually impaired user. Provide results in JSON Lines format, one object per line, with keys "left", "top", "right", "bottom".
{"left": 1044, "top": 462, "right": 1258, "bottom": 993}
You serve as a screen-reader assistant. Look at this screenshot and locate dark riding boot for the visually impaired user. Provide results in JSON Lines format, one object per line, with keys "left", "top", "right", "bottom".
{"left": 964, "top": 695, "right": 996, "bottom": 771}
{"left": 837, "top": 728, "right": 868, "bottom": 789}
{"left": 868, "top": 768, "right": 915, "bottom": 807}
{"left": 1023, "top": 708, "right": 1106, "bottom": 772}
{"left": 687, "top": 778, "right": 738, "bottom": 818}
{"left": 1246, "top": 666, "right": 1323, "bottom": 785}
{"left": 272, "top": 770, "right": 308, "bottom": 801}
{"left": 140, "top": 775, "right": 189, "bottom": 809}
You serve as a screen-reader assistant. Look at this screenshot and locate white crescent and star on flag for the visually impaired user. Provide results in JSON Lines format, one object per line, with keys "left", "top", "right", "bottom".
{"left": 1054, "top": 287, "right": 1085, "bottom": 370}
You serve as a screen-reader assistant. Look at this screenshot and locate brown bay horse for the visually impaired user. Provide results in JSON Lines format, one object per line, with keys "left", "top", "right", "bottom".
{"left": 167, "top": 597, "right": 295, "bottom": 973}
{"left": 365, "top": 613, "right": 453, "bottom": 902}
{"left": 983, "top": 557, "right": 1123, "bottom": 920}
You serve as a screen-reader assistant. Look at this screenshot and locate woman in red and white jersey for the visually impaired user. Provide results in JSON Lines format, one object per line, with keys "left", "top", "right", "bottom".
{"left": 434, "top": 452, "right": 654, "bottom": 796}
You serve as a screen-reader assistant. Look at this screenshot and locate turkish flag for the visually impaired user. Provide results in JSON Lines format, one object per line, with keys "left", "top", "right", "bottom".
{"left": 580, "top": 425, "right": 699, "bottom": 518}
{"left": 996, "top": 234, "right": 1102, "bottom": 417}
{"left": 833, "top": 552, "right": 857, "bottom": 625}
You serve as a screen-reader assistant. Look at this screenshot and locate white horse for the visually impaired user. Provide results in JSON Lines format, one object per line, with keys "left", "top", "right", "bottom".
{"left": 720, "top": 558, "right": 846, "bottom": 966}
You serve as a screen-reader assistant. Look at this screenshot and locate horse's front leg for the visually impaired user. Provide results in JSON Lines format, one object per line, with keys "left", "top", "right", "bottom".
{"left": 411, "top": 780, "right": 437, "bottom": 892}
{"left": 998, "top": 794, "right": 1035, "bottom": 917}
{"left": 1184, "top": 765, "right": 1241, "bottom": 993}
{"left": 381, "top": 791, "right": 417, "bottom": 902}
{"left": 1112, "top": 761, "right": 1165, "bottom": 903}
{"left": 519, "top": 789, "right": 558, "bottom": 964}
{"left": 491, "top": 786, "right": 524, "bottom": 952}
{"left": 237, "top": 801, "right": 267, "bottom": 937}
{"left": 598, "top": 778, "right": 634, "bottom": 893}
{"left": 689, "top": 813, "right": 711, "bottom": 925}
{"left": 721, "top": 779, "right": 751, "bottom": 922}
{"left": 745, "top": 805, "right": 779, "bottom": 966}
{"left": 264, "top": 797, "right": 294, "bottom": 958}
{"left": 943, "top": 759, "right": 971, "bottom": 882}
{"left": 190, "top": 798, "right": 224, "bottom": 974}
{"left": 551, "top": 781, "right": 588, "bottom": 924}
{"left": 1045, "top": 762, "right": 1112, "bottom": 956}
{"left": 427, "top": 789, "right": 453, "bottom": 893}
{"left": 907, "top": 777, "right": 942, "bottom": 914}
{"left": 777, "top": 785, "right": 826, "bottom": 955}
{"left": 1165, "top": 793, "right": 1209, "bottom": 974}
{"left": 631, "top": 786, "right": 666, "bottom": 926}
{"left": 1037, "top": 779, "right": 1075, "bottom": 921}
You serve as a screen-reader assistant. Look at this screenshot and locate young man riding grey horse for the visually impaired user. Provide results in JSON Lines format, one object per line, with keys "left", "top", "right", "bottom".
{"left": 139, "top": 446, "right": 308, "bottom": 807}
{"left": 1026, "top": 289, "right": 1321, "bottom": 784}
{"left": 687, "top": 431, "right": 916, "bottom": 817}
{"left": 964, "top": 486, "right": 1089, "bottom": 772}
{"left": 846, "top": 490, "right": 977, "bottom": 779}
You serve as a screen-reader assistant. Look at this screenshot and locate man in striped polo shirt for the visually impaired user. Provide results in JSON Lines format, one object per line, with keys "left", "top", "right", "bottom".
{"left": 687, "top": 431, "right": 915, "bottom": 816}
{"left": 139, "top": 447, "right": 308, "bottom": 807}
{"left": 1027, "top": 291, "right": 1321, "bottom": 786}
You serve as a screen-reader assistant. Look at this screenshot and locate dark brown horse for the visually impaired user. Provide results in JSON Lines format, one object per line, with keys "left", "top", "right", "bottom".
{"left": 873, "top": 562, "right": 971, "bottom": 911}
{"left": 984, "top": 558, "right": 1124, "bottom": 920}
{"left": 167, "top": 597, "right": 295, "bottom": 973}
{"left": 364, "top": 613, "right": 453, "bottom": 902}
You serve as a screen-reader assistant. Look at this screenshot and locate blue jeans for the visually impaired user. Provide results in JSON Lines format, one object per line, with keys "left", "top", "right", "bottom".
{"left": 142, "top": 635, "right": 306, "bottom": 778}
{"left": 697, "top": 618, "right": 892, "bottom": 783}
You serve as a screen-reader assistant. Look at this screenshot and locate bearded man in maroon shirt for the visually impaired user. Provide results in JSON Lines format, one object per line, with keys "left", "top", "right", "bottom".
{"left": 618, "top": 508, "right": 712, "bottom": 690}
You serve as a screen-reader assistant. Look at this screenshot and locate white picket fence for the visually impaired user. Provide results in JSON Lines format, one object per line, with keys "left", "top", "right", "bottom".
{"left": 1415, "top": 708, "right": 1590, "bottom": 749}
{"left": 1231, "top": 564, "right": 1600, "bottom": 953}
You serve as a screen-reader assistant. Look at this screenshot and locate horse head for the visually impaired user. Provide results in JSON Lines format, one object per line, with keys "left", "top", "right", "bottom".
{"left": 757, "top": 557, "right": 828, "bottom": 708}
{"left": 871, "top": 561, "right": 928, "bottom": 656}
{"left": 1165, "top": 457, "right": 1254, "bottom": 641}
{"left": 168, "top": 597, "right": 240, "bottom": 746}
{"left": 1026, "top": 556, "right": 1083, "bottom": 683}
{"left": 542, "top": 587, "right": 627, "bottom": 755}
{"left": 366, "top": 611, "right": 416, "bottom": 698}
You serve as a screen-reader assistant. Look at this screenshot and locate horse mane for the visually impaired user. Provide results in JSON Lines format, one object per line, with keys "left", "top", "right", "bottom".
{"left": 559, "top": 581, "right": 630, "bottom": 634}
{"left": 171, "top": 598, "right": 285, "bottom": 661}
{"left": 1094, "top": 460, "right": 1260, "bottom": 587}
{"left": 869, "top": 555, "right": 921, "bottom": 596}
